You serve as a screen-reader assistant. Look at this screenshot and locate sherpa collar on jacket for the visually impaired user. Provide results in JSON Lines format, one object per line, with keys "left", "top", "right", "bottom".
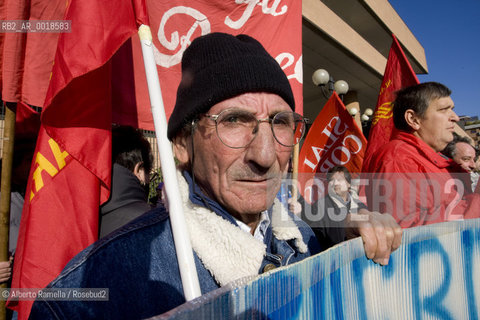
{"left": 179, "top": 171, "right": 307, "bottom": 286}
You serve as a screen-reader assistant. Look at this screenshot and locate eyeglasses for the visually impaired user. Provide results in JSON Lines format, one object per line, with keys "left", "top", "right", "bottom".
{"left": 202, "top": 108, "right": 309, "bottom": 149}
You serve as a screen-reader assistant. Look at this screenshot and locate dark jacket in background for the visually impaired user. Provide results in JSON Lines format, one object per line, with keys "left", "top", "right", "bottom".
{"left": 99, "top": 163, "right": 151, "bottom": 238}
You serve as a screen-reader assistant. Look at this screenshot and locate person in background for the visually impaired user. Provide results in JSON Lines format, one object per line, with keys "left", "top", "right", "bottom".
{"left": 442, "top": 133, "right": 476, "bottom": 172}
{"left": 473, "top": 147, "right": 480, "bottom": 191}
{"left": 442, "top": 133, "right": 477, "bottom": 192}
{"left": 365, "top": 82, "right": 480, "bottom": 227}
{"left": 304, "top": 166, "right": 370, "bottom": 250}
{"left": 0, "top": 257, "right": 13, "bottom": 284}
{"left": 99, "top": 125, "right": 153, "bottom": 238}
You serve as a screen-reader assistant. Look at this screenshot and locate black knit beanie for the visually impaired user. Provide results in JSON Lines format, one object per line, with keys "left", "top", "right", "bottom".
{"left": 167, "top": 32, "right": 295, "bottom": 140}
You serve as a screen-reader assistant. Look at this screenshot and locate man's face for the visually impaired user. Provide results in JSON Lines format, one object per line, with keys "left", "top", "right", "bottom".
{"left": 453, "top": 142, "right": 476, "bottom": 172}
{"left": 176, "top": 92, "right": 293, "bottom": 222}
{"left": 414, "top": 96, "right": 459, "bottom": 152}
{"left": 328, "top": 172, "right": 350, "bottom": 199}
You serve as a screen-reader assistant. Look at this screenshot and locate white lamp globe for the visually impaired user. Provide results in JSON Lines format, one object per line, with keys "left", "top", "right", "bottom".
{"left": 312, "top": 69, "right": 330, "bottom": 86}
{"left": 334, "top": 80, "right": 349, "bottom": 95}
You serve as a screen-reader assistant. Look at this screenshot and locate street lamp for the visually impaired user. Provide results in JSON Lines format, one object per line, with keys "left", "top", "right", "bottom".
{"left": 348, "top": 107, "right": 358, "bottom": 117}
{"left": 360, "top": 108, "right": 374, "bottom": 122}
{"left": 312, "top": 68, "right": 349, "bottom": 100}
{"left": 360, "top": 107, "right": 374, "bottom": 137}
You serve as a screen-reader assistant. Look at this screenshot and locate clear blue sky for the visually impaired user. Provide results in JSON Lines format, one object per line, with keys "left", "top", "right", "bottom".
{"left": 389, "top": 0, "right": 480, "bottom": 118}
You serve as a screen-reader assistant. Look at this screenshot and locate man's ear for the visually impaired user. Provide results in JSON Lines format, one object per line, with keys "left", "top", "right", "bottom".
{"left": 404, "top": 109, "right": 421, "bottom": 131}
{"left": 133, "top": 162, "right": 143, "bottom": 174}
{"left": 133, "top": 162, "right": 145, "bottom": 184}
{"left": 172, "top": 135, "right": 191, "bottom": 168}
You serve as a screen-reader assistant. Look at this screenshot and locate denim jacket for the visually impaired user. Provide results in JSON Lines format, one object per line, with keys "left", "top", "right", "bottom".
{"left": 29, "top": 172, "right": 321, "bottom": 319}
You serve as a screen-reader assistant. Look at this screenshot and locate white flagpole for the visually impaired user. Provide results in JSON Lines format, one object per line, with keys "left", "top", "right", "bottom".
{"left": 137, "top": 25, "right": 201, "bottom": 301}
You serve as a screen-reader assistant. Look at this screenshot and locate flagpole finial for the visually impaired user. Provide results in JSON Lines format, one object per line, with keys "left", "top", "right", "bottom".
{"left": 138, "top": 24, "right": 152, "bottom": 44}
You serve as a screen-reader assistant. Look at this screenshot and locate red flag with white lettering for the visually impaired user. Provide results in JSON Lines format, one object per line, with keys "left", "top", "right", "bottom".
{"left": 120, "top": 0, "right": 303, "bottom": 129}
{"left": 298, "top": 93, "right": 367, "bottom": 203}
{"left": 8, "top": 0, "right": 148, "bottom": 318}
{"left": 362, "top": 34, "right": 419, "bottom": 172}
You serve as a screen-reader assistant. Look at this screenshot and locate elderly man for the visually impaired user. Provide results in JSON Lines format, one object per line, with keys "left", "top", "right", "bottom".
{"left": 29, "top": 33, "right": 401, "bottom": 319}
{"left": 442, "top": 134, "right": 477, "bottom": 173}
{"left": 442, "top": 134, "right": 478, "bottom": 192}
{"left": 365, "top": 82, "right": 480, "bottom": 227}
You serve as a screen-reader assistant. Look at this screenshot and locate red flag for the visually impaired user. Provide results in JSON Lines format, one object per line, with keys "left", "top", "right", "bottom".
{"left": 123, "top": 0, "right": 303, "bottom": 129}
{"left": 298, "top": 93, "right": 367, "bottom": 203}
{"left": 8, "top": 0, "right": 148, "bottom": 318}
{"left": 362, "top": 34, "right": 419, "bottom": 172}
{"left": 15, "top": 102, "right": 40, "bottom": 136}
{"left": 1, "top": 0, "right": 66, "bottom": 107}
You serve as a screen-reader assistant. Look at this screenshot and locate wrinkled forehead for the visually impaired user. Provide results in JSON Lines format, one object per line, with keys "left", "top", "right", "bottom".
{"left": 456, "top": 142, "right": 476, "bottom": 157}
{"left": 206, "top": 92, "right": 291, "bottom": 115}
{"left": 426, "top": 95, "right": 454, "bottom": 110}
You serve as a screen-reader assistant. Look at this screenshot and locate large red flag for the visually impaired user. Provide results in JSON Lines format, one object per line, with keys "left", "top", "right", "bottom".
{"left": 2, "top": 1, "right": 302, "bottom": 130}
{"left": 362, "top": 35, "right": 419, "bottom": 172}
{"left": 8, "top": 0, "right": 148, "bottom": 318}
{"left": 298, "top": 93, "right": 367, "bottom": 203}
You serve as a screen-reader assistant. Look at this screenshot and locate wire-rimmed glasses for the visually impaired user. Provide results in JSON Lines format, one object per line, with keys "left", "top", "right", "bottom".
{"left": 202, "top": 108, "right": 308, "bottom": 149}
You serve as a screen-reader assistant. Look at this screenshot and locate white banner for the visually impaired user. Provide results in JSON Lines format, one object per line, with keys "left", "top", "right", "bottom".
{"left": 155, "top": 218, "right": 480, "bottom": 319}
